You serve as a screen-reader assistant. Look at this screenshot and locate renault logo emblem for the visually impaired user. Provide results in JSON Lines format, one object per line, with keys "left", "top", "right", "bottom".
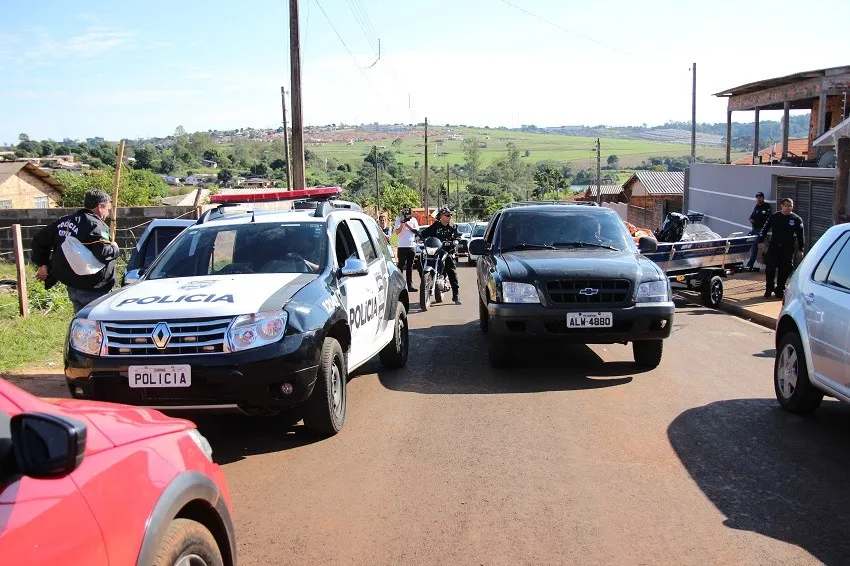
{"left": 151, "top": 322, "right": 172, "bottom": 349}
{"left": 579, "top": 288, "right": 599, "bottom": 296}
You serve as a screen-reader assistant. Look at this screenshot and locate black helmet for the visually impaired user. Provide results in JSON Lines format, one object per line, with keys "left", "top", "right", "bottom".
{"left": 437, "top": 206, "right": 453, "bottom": 218}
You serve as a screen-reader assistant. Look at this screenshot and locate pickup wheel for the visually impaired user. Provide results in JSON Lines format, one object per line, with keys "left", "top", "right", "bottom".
{"left": 478, "top": 298, "right": 489, "bottom": 333}
{"left": 633, "top": 339, "right": 663, "bottom": 369}
{"left": 302, "top": 337, "right": 347, "bottom": 436}
{"left": 488, "top": 332, "right": 510, "bottom": 367}
{"left": 379, "top": 302, "right": 409, "bottom": 369}
{"left": 700, "top": 274, "right": 724, "bottom": 308}
{"left": 152, "top": 519, "right": 223, "bottom": 566}
{"left": 775, "top": 331, "right": 823, "bottom": 413}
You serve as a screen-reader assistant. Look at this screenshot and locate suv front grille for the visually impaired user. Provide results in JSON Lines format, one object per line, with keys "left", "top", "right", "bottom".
{"left": 546, "top": 279, "right": 631, "bottom": 306}
{"left": 103, "top": 317, "right": 232, "bottom": 356}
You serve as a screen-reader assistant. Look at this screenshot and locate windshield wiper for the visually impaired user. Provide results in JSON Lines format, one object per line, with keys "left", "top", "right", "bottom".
{"left": 553, "top": 241, "right": 621, "bottom": 251}
{"left": 502, "top": 243, "right": 557, "bottom": 251}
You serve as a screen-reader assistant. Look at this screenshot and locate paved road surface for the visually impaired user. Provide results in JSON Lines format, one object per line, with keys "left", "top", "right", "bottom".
{"left": 8, "top": 265, "right": 850, "bottom": 564}
{"left": 194, "top": 266, "right": 850, "bottom": 565}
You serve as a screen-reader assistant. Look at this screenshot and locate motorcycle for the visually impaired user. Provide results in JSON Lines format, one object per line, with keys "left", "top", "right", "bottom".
{"left": 418, "top": 235, "right": 456, "bottom": 311}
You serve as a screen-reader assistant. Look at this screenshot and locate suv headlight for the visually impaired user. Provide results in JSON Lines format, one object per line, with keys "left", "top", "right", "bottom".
{"left": 502, "top": 281, "right": 539, "bottom": 304}
{"left": 69, "top": 318, "right": 103, "bottom": 355}
{"left": 228, "top": 309, "right": 288, "bottom": 352}
{"left": 636, "top": 280, "right": 670, "bottom": 303}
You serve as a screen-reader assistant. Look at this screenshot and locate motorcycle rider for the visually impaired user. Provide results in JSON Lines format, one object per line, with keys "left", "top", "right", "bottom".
{"left": 420, "top": 206, "right": 461, "bottom": 304}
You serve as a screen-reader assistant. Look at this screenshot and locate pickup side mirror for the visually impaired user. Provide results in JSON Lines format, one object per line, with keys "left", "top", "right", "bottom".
{"left": 637, "top": 237, "right": 658, "bottom": 253}
{"left": 340, "top": 257, "right": 369, "bottom": 277}
{"left": 11, "top": 413, "right": 87, "bottom": 479}
{"left": 124, "top": 268, "right": 143, "bottom": 285}
{"left": 469, "top": 239, "right": 488, "bottom": 256}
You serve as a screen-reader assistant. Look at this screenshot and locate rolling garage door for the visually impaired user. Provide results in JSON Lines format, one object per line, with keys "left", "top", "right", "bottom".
{"left": 776, "top": 176, "right": 834, "bottom": 246}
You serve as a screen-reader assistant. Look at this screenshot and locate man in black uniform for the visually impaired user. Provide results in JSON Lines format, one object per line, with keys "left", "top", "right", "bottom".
{"left": 745, "top": 191, "right": 772, "bottom": 271}
{"left": 31, "top": 189, "right": 120, "bottom": 313}
{"left": 759, "top": 197, "right": 805, "bottom": 299}
{"left": 420, "top": 207, "right": 461, "bottom": 304}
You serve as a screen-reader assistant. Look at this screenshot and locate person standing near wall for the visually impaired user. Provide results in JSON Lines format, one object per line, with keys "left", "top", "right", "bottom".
{"left": 746, "top": 191, "right": 772, "bottom": 271}
{"left": 759, "top": 197, "right": 804, "bottom": 299}
{"left": 31, "top": 189, "right": 120, "bottom": 313}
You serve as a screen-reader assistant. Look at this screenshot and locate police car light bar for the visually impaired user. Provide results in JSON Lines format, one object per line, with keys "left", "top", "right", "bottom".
{"left": 210, "top": 186, "right": 342, "bottom": 204}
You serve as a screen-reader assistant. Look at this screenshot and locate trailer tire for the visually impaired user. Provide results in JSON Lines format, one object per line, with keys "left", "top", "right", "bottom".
{"left": 700, "top": 274, "right": 723, "bottom": 308}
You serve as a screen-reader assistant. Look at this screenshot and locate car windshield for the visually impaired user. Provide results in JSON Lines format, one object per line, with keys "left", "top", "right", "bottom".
{"left": 147, "top": 222, "right": 327, "bottom": 279}
{"left": 472, "top": 224, "right": 487, "bottom": 237}
{"left": 457, "top": 223, "right": 472, "bottom": 235}
{"left": 498, "top": 211, "right": 633, "bottom": 252}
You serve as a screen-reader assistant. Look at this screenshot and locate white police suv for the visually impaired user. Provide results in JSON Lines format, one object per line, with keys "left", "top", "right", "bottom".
{"left": 65, "top": 188, "right": 410, "bottom": 436}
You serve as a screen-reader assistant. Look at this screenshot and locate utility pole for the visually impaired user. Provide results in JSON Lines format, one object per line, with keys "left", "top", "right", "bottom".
{"left": 280, "top": 86, "right": 293, "bottom": 190}
{"left": 690, "top": 62, "right": 697, "bottom": 164}
{"left": 596, "top": 138, "right": 602, "bottom": 206}
{"left": 110, "top": 140, "right": 125, "bottom": 241}
{"left": 374, "top": 145, "right": 380, "bottom": 214}
{"left": 289, "top": 0, "right": 306, "bottom": 190}
{"left": 424, "top": 118, "right": 429, "bottom": 219}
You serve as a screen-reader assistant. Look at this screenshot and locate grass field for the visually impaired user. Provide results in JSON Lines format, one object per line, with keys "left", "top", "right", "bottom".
{"left": 310, "top": 127, "right": 746, "bottom": 169}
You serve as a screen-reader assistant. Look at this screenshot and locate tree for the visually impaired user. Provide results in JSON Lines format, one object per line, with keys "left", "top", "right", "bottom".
{"left": 158, "top": 154, "right": 176, "bottom": 175}
{"left": 533, "top": 164, "right": 569, "bottom": 199}
{"left": 174, "top": 125, "right": 187, "bottom": 137}
{"left": 18, "top": 133, "right": 29, "bottom": 142}
{"left": 203, "top": 148, "right": 222, "bottom": 163}
{"left": 55, "top": 168, "right": 168, "bottom": 207}
{"left": 607, "top": 154, "right": 620, "bottom": 169}
{"left": 377, "top": 180, "right": 419, "bottom": 216}
{"left": 133, "top": 144, "right": 156, "bottom": 170}
{"left": 217, "top": 168, "right": 233, "bottom": 184}
{"left": 461, "top": 137, "right": 482, "bottom": 180}
{"left": 250, "top": 163, "right": 269, "bottom": 177}
{"left": 270, "top": 158, "right": 287, "bottom": 171}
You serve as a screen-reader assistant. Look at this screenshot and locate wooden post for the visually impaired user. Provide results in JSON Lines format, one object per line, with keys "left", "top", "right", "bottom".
{"left": 12, "top": 224, "right": 29, "bottom": 318}
{"left": 110, "top": 140, "right": 126, "bottom": 241}
{"left": 817, "top": 89, "right": 827, "bottom": 137}
{"left": 836, "top": 137, "right": 849, "bottom": 225}
{"left": 281, "top": 86, "right": 293, "bottom": 190}
{"left": 725, "top": 110, "right": 732, "bottom": 164}
{"left": 289, "top": 0, "right": 306, "bottom": 191}
{"left": 752, "top": 108, "right": 760, "bottom": 164}
{"left": 782, "top": 101, "right": 791, "bottom": 161}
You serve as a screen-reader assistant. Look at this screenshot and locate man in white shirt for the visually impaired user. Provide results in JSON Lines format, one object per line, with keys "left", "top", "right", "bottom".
{"left": 394, "top": 205, "right": 420, "bottom": 291}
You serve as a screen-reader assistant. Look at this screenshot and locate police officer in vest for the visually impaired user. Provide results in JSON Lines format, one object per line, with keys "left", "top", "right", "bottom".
{"left": 758, "top": 197, "right": 805, "bottom": 299}
{"left": 745, "top": 191, "right": 772, "bottom": 271}
{"left": 420, "top": 207, "right": 462, "bottom": 304}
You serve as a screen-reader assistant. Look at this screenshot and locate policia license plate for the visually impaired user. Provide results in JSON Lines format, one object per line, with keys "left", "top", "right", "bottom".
{"left": 128, "top": 365, "right": 191, "bottom": 388}
{"left": 566, "top": 312, "right": 613, "bottom": 328}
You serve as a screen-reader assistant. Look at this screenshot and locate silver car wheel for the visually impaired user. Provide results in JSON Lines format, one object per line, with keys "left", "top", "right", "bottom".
{"left": 776, "top": 343, "right": 798, "bottom": 400}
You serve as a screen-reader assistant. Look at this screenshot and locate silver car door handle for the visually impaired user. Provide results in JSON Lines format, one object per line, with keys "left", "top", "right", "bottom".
{"left": 803, "top": 293, "right": 815, "bottom": 304}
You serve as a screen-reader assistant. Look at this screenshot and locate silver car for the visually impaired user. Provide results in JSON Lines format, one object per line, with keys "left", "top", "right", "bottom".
{"left": 466, "top": 222, "right": 489, "bottom": 265}
{"left": 774, "top": 223, "right": 850, "bottom": 413}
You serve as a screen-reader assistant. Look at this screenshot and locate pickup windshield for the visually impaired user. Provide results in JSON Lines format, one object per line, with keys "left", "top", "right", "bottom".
{"left": 147, "top": 222, "right": 327, "bottom": 279}
{"left": 498, "top": 210, "right": 633, "bottom": 252}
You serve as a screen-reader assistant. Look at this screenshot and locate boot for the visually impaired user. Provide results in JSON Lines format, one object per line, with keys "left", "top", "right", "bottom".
{"left": 407, "top": 281, "right": 417, "bottom": 292}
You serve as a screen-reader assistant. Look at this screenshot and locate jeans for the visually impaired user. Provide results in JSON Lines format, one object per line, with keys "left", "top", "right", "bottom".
{"left": 67, "top": 287, "right": 111, "bottom": 314}
{"left": 745, "top": 229, "right": 760, "bottom": 269}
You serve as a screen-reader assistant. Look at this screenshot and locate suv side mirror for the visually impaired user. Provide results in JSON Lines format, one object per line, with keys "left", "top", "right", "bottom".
{"left": 124, "top": 268, "right": 143, "bottom": 285}
{"left": 340, "top": 257, "right": 369, "bottom": 277}
{"left": 637, "top": 237, "right": 658, "bottom": 253}
{"left": 10, "top": 413, "right": 87, "bottom": 479}
{"left": 469, "top": 239, "right": 488, "bottom": 256}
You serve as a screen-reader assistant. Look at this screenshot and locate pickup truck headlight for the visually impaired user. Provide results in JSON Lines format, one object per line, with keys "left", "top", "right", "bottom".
{"left": 228, "top": 309, "right": 288, "bottom": 352}
{"left": 69, "top": 319, "right": 103, "bottom": 355}
{"left": 636, "top": 280, "right": 670, "bottom": 303}
{"left": 502, "top": 282, "right": 540, "bottom": 304}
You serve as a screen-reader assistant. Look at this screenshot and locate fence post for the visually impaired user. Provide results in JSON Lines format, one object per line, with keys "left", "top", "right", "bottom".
{"left": 12, "top": 224, "right": 29, "bottom": 317}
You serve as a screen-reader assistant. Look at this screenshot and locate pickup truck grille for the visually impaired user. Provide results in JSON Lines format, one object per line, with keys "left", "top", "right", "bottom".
{"left": 546, "top": 279, "right": 631, "bottom": 306}
{"left": 102, "top": 317, "right": 232, "bottom": 356}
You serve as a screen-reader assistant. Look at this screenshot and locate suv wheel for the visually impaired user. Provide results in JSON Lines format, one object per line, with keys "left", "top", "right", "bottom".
{"left": 775, "top": 331, "right": 823, "bottom": 413}
{"left": 380, "top": 302, "right": 409, "bottom": 369}
{"left": 633, "top": 339, "right": 663, "bottom": 369}
{"left": 303, "top": 337, "right": 347, "bottom": 436}
{"left": 152, "top": 519, "right": 223, "bottom": 566}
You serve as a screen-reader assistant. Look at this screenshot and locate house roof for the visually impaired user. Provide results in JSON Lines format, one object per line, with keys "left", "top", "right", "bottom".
{"left": 584, "top": 184, "right": 623, "bottom": 196}
{"left": 0, "top": 161, "right": 64, "bottom": 193}
{"left": 733, "top": 138, "right": 809, "bottom": 164}
{"left": 713, "top": 65, "right": 850, "bottom": 97}
{"left": 623, "top": 172, "right": 684, "bottom": 196}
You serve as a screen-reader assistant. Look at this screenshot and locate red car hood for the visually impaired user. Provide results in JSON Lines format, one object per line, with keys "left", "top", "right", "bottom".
{"left": 43, "top": 398, "right": 194, "bottom": 454}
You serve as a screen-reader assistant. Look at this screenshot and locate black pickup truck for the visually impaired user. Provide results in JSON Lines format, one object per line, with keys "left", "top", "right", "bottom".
{"left": 469, "top": 204, "right": 674, "bottom": 368}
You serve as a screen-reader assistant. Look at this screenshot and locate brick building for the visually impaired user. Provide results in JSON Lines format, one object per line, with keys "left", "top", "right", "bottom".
{"left": 623, "top": 172, "right": 684, "bottom": 230}
{"left": 0, "top": 162, "right": 64, "bottom": 209}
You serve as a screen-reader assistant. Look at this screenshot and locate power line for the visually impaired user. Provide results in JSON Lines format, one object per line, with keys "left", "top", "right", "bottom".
{"left": 496, "top": 0, "right": 630, "bottom": 55}
{"left": 344, "top": 0, "right": 379, "bottom": 53}
{"left": 350, "top": 0, "right": 381, "bottom": 48}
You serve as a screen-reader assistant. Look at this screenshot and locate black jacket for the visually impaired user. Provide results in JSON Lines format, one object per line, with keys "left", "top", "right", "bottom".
{"left": 31, "top": 209, "right": 119, "bottom": 291}
{"left": 749, "top": 202, "right": 772, "bottom": 231}
{"left": 420, "top": 221, "right": 461, "bottom": 249}
{"left": 759, "top": 211, "right": 805, "bottom": 251}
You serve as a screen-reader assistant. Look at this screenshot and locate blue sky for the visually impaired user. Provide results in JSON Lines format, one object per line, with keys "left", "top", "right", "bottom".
{"left": 1, "top": 0, "right": 848, "bottom": 142}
